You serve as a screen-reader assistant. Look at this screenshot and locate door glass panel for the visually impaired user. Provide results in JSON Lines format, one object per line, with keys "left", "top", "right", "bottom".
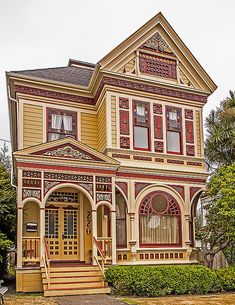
{"left": 64, "top": 210, "right": 77, "bottom": 239}
{"left": 45, "top": 209, "right": 58, "bottom": 238}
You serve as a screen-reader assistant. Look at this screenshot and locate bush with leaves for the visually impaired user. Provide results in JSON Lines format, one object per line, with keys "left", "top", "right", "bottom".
{"left": 105, "top": 265, "right": 235, "bottom": 296}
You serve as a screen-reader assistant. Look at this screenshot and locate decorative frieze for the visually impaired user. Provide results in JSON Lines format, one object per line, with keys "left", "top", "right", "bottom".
{"left": 112, "top": 153, "right": 130, "bottom": 159}
{"left": 96, "top": 184, "right": 112, "bottom": 192}
{"left": 22, "top": 170, "right": 41, "bottom": 178}
{"left": 22, "top": 179, "right": 41, "bottom": 188}
{"left": 23, "top": 189, "right": 41, "bottom": 200}
{"left": 95, "top": 176, "right": 112, "bottom": 183}
{"left": 167, "top": 159, "right": 184, "bottom": 165}
{"left": 187, "top": 161, "right": 202, "bottom": 166}
{"left": 133, "top": 156, "right": 152, "bottom": 161}
{"left": 44, "top": 181, "right": 60, "bottom": 194}
{"left": 155, "top": 158, "right": 164, "bottom": 162}
{"left": 44, "top": 172, "right": 93, "bottom": 182}
{"left": 96, "top": 193, "right": 112, "bottom": 203}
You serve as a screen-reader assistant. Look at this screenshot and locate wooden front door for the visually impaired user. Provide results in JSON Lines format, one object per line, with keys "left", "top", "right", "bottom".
{"left": 45, "top": 206, "right": 79, "bottom": 260}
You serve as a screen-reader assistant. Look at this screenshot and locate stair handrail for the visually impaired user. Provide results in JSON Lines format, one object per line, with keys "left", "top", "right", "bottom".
{"left": 42, "top": 236, "right": 51, "bottom": 289}
{"left": 92, "top": 236, "right": 105, "bottom": 276}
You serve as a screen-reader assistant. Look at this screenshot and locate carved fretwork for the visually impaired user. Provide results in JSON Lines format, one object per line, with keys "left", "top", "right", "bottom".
{"left": 186, "top": 145, "right": 195, "bottom": 156}
{"left": 141, "top": 32, "right": 174, "bottom": 55}
{"left": 154, "top": 141, "right": 164, "bottom": 153}
{"left": 139, "top": 53, "right": 177, "bottom": 79}
{"left": 185, "top": 109, "right": 194, "bottom": 120}
{"left": 153, "top": 103, "right": 163, "bottom": 114}
{"left": 119, "top": 97, "right": 129, "bottom": 109}
{"left": 120, "top": 137, "right": 130, "bottom": 149}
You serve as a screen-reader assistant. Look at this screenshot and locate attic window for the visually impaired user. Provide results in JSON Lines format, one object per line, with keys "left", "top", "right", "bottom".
{"left": 47, "top": 108, "right": 77, "bottom": 141}
{"left": 139, "top": 52, "right": 177, "bottom": 79}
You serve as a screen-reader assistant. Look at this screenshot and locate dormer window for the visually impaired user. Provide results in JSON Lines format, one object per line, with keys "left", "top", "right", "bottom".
{"left": 47, "top": 108, "right": 77, "bottom": 141}
{"left": 133, "top": 101, "right": 150, "bottom": 150}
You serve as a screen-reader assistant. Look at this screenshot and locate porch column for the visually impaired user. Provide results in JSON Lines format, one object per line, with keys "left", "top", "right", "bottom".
{"left": 111, "top": 210, "right": 116, "bottom": 264}
{"left": 185, "top": 215, "right": 191, "bottom": 247}
{"left": 17, "top": 208, "right": 23, "bottom": 268}
{"left": 129, "top": 213, "right": 137, "bottom": 262}
{"left": 92, "top": 210, "right": 97, "bottom": 264}
{"left": 40, "top": 208, "right": 45, "bottom": 267}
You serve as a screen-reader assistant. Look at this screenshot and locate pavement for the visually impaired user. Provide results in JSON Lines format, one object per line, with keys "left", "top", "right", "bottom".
{"left": 54, "top": 294, "right": 127, "bottom": 305}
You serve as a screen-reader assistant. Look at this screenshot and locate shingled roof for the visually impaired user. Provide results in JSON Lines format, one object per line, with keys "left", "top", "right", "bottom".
{"left": 10, "top": 64, "right": 95, "bottom": 87}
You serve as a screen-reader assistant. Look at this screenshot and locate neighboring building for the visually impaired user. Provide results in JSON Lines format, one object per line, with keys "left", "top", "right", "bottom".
{"left": 6, "top": 13, "right": 217, "bottom": 296}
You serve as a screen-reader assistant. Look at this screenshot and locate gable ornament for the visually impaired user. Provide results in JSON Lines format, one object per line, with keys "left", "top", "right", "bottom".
{"left": 141, "top": 32, "right": 173, "bottom": 54}
{"left": 44, "top": 146, "right": 92, "bottom": 160}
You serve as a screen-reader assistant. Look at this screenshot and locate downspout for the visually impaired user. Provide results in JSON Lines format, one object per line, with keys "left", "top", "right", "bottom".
{"left": 7, "top": 84, "right": 18, "bottom": 189}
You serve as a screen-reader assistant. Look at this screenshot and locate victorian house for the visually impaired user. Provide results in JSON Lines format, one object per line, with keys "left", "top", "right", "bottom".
{"left": 6, "top": 13, "right": 216, "bottom": 296}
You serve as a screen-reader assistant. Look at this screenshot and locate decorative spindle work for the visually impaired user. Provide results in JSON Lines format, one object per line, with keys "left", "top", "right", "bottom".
{"left": 23, "top": 179, "right": 41, "bottom": 188}
{"left": 44, "top": 172, "right": 93, "bottom": 182}
{"left": 22, "top": 170, "right": 41, "bottom": 178}
{"left": 96, "top": 193, "right": 112, "bottom": 203}
{"left": 23, "top": 189, "right": 41, "bottom": 200}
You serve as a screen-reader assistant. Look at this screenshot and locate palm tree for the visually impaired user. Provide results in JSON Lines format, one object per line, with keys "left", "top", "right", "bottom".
{"left": 205, "top": 90, "right": 235, "bottom": 169}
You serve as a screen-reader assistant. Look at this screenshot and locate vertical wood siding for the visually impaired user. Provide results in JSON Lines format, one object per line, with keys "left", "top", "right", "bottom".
{"left": 23, "top": 104, "right": 43, "bottom": 148}
{"left": 81, "top": 112, "right": 98, "bottom": 149}
{"left": 196, "top": 110, "right": 202, "bottom": 157}
{"left": 97, "top": 100, "right": 106, "bottom": 152}
{"left": 111, "top": 96, "right": 117, "bottom": 147}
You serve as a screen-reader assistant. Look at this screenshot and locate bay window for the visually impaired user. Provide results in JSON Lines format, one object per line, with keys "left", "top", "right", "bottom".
{"left": 139, "top": 191, "right": 181, "bottom": 246}
{"left": 166, "top": 106, "right": 182, "bottom": 154}
{"left": 47, "top": 108, "right": 77, "bottom": 141}
{"left": 133, "top": 101, "right": 150, "bottom": 150}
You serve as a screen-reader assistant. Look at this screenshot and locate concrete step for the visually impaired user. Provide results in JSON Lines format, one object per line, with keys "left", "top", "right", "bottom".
{"left": 44, "top": 287, "right": 110, "bottom": 297}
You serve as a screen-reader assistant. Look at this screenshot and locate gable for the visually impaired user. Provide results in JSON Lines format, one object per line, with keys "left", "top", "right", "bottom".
{"left": 13, "top": 137, "right": 120, "bottom": 166}
{"left": 99, "top": 13, "right": 216, "bottom": 93}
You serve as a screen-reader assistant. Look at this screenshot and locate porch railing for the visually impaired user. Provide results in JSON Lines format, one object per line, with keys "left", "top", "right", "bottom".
{"left": 22, "top": 237, "right": 40, "bottom": 263}
{"left": 42, "top": 236, "right": 51, "bottom": 289}
{"left": 92, "top": 237, "right": 105, "bottom": 277}
{"left": 97, "top": 237, "right": 112, "bottom": 261}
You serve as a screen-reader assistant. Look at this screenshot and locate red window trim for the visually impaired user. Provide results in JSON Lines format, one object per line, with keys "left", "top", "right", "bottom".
{"left": 133, "top": 100, "right": 151, "bottom": 151}
{"left": 166, "top": 106, "right": 183, "bottom": 155}
{"left": 46, "top": 108, "right": 78, "bottom": 142}
{"left": 138, "top": 191, "right": 182, "bottom": 248}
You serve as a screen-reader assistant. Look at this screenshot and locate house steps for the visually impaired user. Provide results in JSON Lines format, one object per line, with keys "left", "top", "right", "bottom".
{"left": 41, "top": 263, "right": 110, "bottom": 297}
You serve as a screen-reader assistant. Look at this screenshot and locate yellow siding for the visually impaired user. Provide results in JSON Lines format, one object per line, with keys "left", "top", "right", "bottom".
{"left": 23, "top": 201, "right": 40, "bottom": 238}
{"left": 97, "top": 100, "right": 106, "bottom": 152}
{"left": 81, "top": 112, "right": 98, "bottom": 149}
{"left": 111, "top": 96, "right": 117, "bottom": 148}
{"left": 23, "top": 104, "right": 43, "bottom": 148}
{"left": 196, "top": 110, "right": 202, "bottom": 157}
{"left": 16, "top": 271, "right": 42, "bottom": 292}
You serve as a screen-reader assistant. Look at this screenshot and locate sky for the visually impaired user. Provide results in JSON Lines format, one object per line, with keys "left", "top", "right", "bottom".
{"left": 0, "top": 0, "right": 234, "bottom": 149}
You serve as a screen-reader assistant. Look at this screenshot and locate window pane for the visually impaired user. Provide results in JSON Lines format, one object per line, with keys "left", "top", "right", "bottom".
{"left": 63, "top": 115, "right": 72, "bottom": 131}
{"left": 151, "top": 194, "right": 168, "bottom": 214}
{"left": 116, "top": 194, "right": 127, "bottom": 247}
{"left": 134, "top": 126, "right": 149, "bottom": 149}
{"left": 48, "top": 133, "right": 60, "bottom": 141}
{"left": 140, "top": 215, "right": 179, "bottom": 244}
{"left": 134, "top": 102, "right": 149, "bottom": 126}
{"left": 51, "top": 114, "right": 63, "bottom": 130}
{"left": 167, "top": 131, "right": 180, "bottom": 153}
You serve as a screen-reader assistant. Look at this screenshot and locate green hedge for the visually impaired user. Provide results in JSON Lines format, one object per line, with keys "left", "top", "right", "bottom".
{"left": 105, "top": 265, "right": 235, "bottom": 296}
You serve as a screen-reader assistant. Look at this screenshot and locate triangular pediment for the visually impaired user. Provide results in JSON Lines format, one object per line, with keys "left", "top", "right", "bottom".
{"left": 99, "top": 12, "right": 217, "bottom": 93}
{"left": 14, "top": 137, "right": 120, "bottom": 166}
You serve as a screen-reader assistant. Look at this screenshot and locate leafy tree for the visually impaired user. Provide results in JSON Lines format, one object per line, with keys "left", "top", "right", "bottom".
{"left": 0, "top": 144, "right": 16, "bottom": 277}
{"left": 204, "top": 90, "right": 235, "bottom": 169}
{"left": 197, "top": 163, "right": 235, "bottom": 268}
{"left": 0, "top": 142, "right": 11, "bottom": 172}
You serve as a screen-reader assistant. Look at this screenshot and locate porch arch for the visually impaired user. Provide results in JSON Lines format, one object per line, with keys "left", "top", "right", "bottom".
{"left": 42, "top": 182, "right": 95, "bottom": 209}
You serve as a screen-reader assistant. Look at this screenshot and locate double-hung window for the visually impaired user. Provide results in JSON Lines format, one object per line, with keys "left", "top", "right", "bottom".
{"left": 166, "top": 106, "right": 182, "bottom": 154}
{"left": 133, "top": 101, "right": 150, "bottom": 150}
{"left": 47, "top": 108, "right": 77, "bottom": 141}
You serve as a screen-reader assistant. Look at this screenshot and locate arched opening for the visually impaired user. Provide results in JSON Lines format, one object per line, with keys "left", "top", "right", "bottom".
{"left": 45, "top": 186, "right": 92, "bottom": 263}
{"left": 115, "top": 188, "right": 127, "bottom": 248}
{"left": 22, "top": 201, "right": 40, "bottom": 264}
{"left": 190, "top": 190, "right": 204, "bottom": 248}
{"left": 139, "top": 190, "right": 181, "bottom": 247}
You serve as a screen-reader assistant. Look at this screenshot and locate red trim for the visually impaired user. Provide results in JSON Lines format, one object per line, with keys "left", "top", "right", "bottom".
{"left": 117, "top": 171, "right": 206, "bottom": 183}
{"left": 17, "top": 162, "right": 116, "bottom": 175}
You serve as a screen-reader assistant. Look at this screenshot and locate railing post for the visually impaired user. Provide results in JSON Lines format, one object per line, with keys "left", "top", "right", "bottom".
{"left": 111, "top": 211, "right": 116, "bottom": 264}
{"left": 92, "top": 210, "right": 97, "bottom": 265}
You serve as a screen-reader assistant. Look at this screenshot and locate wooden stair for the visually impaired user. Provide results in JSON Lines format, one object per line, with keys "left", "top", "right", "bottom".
{"left": 41, "top": 264, "right": 110, "bottom": 296}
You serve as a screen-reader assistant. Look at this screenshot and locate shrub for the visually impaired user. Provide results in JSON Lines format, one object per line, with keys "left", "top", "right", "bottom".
{"left": 105, "top": 265, "right": 234, "bottom": 296}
